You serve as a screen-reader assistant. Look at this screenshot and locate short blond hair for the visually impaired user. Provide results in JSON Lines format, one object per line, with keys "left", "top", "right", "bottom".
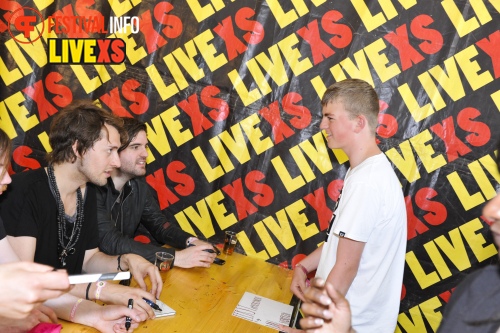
{"left": 321, "top": 79, "right": 379, "bottom": 133}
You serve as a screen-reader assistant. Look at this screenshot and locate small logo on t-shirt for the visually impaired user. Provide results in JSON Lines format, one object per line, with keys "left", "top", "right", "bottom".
{"left": 339, "top": 231, "right": 345, "bottom": 237}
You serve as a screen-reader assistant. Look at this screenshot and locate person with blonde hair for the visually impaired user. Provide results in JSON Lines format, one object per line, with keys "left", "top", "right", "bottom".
{"left": 281, "top": 79, "right": 407, "bottom": 333}
{"left": 298, "top": 137, "right": 500, "bottom": 333}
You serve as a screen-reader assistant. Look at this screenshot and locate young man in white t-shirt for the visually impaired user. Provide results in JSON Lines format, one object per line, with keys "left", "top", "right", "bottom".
{"left": 280, "top": 79, "right": 407, "bottom": 333}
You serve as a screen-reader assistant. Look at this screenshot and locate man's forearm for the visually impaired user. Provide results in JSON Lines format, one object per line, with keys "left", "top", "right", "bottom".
{"left": 157, "top": 223, "right": 193, "bottom": 249}
{"left": 83, "top": 251, "right": 117, "bottom": 273}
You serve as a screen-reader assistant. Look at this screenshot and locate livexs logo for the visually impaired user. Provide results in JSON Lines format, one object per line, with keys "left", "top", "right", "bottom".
{"left": 48, "top": 38, "right": 125, "bottom": 64}
{"left": 8, "top": 6, "right": 137, "bottom": 64}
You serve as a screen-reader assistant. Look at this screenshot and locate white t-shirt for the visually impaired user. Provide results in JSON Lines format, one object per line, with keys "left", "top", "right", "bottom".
{"left": 316, "top": 153, "right": 407, "bottom": 333}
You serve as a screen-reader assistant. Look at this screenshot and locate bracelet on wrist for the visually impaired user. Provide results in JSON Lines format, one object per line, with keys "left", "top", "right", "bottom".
{"left": 117, "top": 254, "right": 126, "bottom": 271}
{"left": 69, "top": 298, "right": 83, "bottom": 321}
{"left": 186, "top": 237, "right": 198, "bottom": 247}
{"left": 85, "top": 282, "right": 92, "bottom": 300}
{"left": 295, "top": 263, "right": 309, "bottom": 276}
{"left": 95, "top": 281, "right": 106, "bottom": 300}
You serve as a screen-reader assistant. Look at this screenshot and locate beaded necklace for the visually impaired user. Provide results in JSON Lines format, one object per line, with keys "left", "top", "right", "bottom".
{"left": 47, "top": 165, "right": 84, "bottom": 267}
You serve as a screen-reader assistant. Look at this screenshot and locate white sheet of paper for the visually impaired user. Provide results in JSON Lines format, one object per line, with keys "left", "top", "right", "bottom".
{"left": 232, "top": 292, "right": 293, "bottom": 330}
{"left": 154, "top": 299, "right": 176, "bottom": 318}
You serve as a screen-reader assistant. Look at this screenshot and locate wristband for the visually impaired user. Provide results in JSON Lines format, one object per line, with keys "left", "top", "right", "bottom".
{"left": 117, "top": 254, "right": 126, "bottom": 271}
{"left": 95, "top": 281, "right": 106, "bottom": 300}
{"left": 295, "top": 263, "right": 309, "bottom": 276}
{"left": 186, "top": 237, "right": 198, "bottom": 247}
{"left": 85, "top": 282, "right": 91, "bottom": 300}
{"left": 70, "top": 298, "right": 83, "bottom": 321}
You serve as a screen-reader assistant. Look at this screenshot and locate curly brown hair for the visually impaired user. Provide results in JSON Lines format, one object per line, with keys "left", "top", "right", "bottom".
{"left": 47, "top": 100, "right": 127, "bottom": 164}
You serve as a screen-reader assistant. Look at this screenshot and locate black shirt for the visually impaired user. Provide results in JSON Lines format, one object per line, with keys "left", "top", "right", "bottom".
{"left": 0, "top": 168, "right": 99, "bottom": 274}
{"left": 0, "top": 216, "right": 6, "bottom": 241}
{"left": 438, "top": 265, "right": 500, "bottom": 333}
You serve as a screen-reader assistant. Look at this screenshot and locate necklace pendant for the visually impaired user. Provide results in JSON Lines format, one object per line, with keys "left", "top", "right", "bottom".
{"left": 51, "top": 164, "right": 83, "bottom": 268}
{"left": 60, "top": 250, "right": 67, "bottom": 267}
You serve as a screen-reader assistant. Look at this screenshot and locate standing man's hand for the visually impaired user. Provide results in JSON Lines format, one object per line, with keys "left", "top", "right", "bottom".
{"left": 300, "top": 278, "right": 355, "bottom": 333}
{"left": 290, "top": 265, "right": 309, "bottom": 302}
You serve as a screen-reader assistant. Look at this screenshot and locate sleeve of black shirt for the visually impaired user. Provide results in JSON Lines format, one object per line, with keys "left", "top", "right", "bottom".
{"left": 140, "top": 180, "right": 193, "bottom": 250}
{"left": 96, "top": 184, "right": 173, "bottom": 263}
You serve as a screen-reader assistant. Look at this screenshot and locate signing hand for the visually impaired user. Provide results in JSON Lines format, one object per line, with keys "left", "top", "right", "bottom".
{"left": 174, "top": 244, "right": 216, "bottom": 268}
{"left": 121, "top": 253, "right": 162, "bottom": 299}
{"left": 92, "top": 304, "right": 143, "bottom": 333}
{"left": 74, "top": 302, "right": 145, "bottom": 333}
{"left": 99, "top": 283, "right": 157, "bottom": 320}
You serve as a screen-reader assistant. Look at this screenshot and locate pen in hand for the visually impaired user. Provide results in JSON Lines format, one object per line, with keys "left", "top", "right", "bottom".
{"left": 143, "top": 297, "right": 162, "bottom": 311}
{"left": 187, "top": 243, "right": 220, "bottom": 255}
{"left": 126, "top": 299, "right": 133, "bottom": 331}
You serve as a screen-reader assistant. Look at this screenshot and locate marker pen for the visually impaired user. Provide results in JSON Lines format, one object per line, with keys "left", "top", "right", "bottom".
{"left": 125, "top": 299, "right": 133, "bottom": 331}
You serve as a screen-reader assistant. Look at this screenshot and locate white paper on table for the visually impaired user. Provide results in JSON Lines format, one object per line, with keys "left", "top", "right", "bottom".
{"left": 232, "top": 292, "right": 293, "bottom": 330}
{"left": 154, "top": 299, "right": 176, "bottom": 318}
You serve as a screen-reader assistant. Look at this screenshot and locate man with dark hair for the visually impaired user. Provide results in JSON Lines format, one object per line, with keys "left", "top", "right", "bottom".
{"left": 0, "top": 100, "right": 161, "bottom": 331}
{"left": 97, "top": 117, "right": 216, "bottom": 267}
{"left": 281, "top": 79, "right": 407, "bottom": 333}
{"left": 46, "top": 100, "right": 127, "bottom": 168}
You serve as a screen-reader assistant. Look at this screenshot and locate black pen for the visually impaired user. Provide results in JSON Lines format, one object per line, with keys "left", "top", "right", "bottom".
{"left": 211, "top": 243, "right": 221, "bottom": 255}
{"left": 125, "top": 299, "right": 133, "bottom": 331}
{"left": 143, "top": 297, "right": 162, "bottom": 311}
{"left": 188, "top": 243, "right": 220, "bottom": 255}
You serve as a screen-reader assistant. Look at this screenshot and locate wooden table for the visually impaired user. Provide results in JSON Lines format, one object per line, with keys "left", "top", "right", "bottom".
{"left": 61, "top": 252, "right": 294, "bottom": 332}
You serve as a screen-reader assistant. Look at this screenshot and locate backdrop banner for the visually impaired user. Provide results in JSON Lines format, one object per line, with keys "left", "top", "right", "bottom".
{"left": 1, "top": 1, "right": 500, "bottom": 331}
